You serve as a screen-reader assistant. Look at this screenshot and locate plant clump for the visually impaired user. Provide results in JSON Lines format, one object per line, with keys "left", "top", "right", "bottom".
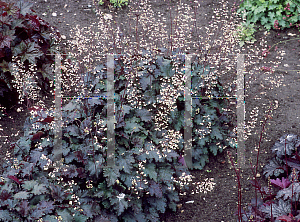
{"left": 238, "top": 134, "right": 300, "bottom": 221}
{"left": 0, "top": 46, "right": 235, "bottom": 221}
{"left": 0, "top": 0, "right": 61, "bottom": 110}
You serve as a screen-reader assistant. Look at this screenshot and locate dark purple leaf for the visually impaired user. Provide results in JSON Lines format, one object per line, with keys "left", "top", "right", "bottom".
{"left": 19, "top": 200, "right": 30, "bottom": 217}
{"left": 272, "top": 134, "right": 300, "bottom": 158}
{"left": 0, "top": 190, "right": 11, "bottom": 201}
{"left": 0, "top": 33, "right": 13, "bottom": 49}
{"left": 26, "top": 14, "right": 40, "bottom": 31}
{"left": 178, "top": 155, "right": 187, "bottom": 167}
{"left": 263, "top": 157, "right": 285, "bottom": 178}
{"left": 30, "top": 150, "right": 43, "bottom": 164}
{"left": 135, "top": 108, "right": 152, "bottom": 122}
{"left": 76, "top": 167, "right": 87, "bottom": 179}
{"left": 37, "top": 200, "right": 54, "bottom": 214}
{"left": 260, "top": 199, "right": 291, "bottom": 218}
{"left": 20, "top": 162, "right": 34, "bottom": 177}
{"left": 149, "top": 180, "right": 162, "bottom": 198}
{"left": 49, "top": 184, "right": 65, "bottom": 203}
{"left": 286, "top": 157, "right": 300, "bottom": 171}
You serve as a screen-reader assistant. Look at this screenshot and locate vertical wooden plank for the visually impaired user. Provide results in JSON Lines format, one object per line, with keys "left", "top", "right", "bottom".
{"left": 184, "top": 55, "right": 193, "bottom": 169}
{"left": 107, "top": 54, "right": 116, "bottom": 167}
{"left": 237, "top": 54, "right": 246, "bottom": 169}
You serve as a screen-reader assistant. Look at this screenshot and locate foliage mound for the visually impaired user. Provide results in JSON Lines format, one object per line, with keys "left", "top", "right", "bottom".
{"left": 97, "top": 0, "right": 129, "bottom": 9}
{"left": 0, "top": 47, "right": 235, "bottom": 221}
{"left": 239, "top": 134, "right": 300, "bottom": 221}
{"left": 237, "top": 0, "right": 300, "bottom": 31}
{"left": 0, "top": 0, "right": 61, "bottom": 110}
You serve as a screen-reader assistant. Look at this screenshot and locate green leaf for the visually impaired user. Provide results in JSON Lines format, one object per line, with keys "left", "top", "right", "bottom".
{"left": 254, "top": 5, "right": 266, "bottom": 15}
{"left": 111, "top": 196, "right": 128, "bottom": 216}
{"left": 264, "top": 23, "right": 271, "bottom": 31}
{"left": 103, "top": 167, "right": 121, "bottom": 187}
{"left": 156, "top": 57, "right": 175, "bottom": 77}
{"left": 137, "top": 142, "right": 162, "bottom": 163}
{"left": 16, "top": 137, "right": 31, "bottom": 153}
{"left": 0, "top": 210, "right": 12, "bottom": 220}
{"left": 40, "top": 137, "right": 53, "bottom": 148}
{"left": 276, "top": 9, "right": 283, "bottom": 17}
{"left": 166, "top": 190, "right": 180, "bottom": 203}
{"left": 32, "top": 183, "right": 47, "bottom": 195}
{"left": 211, "top": 126, "right": 223, "bottom": 140}
{"left": 57, "top": 209, "right": 73, "bottom": 222}
{"left": 124, "top": 117, "right": 144, "bottom": 135}
{"left": 62, "top": 100, "right": 81, "bottom": 112}
{"left": 197, "top": 136, "right": 210, "bottom": 146}
{"left": 119, "top": 173, "right": 134, "bottom": 188}
{"left": 261, "top": 16, "right": 269, "bottom": 25}
{"left": 14, "top": 191, "right": 29, "bottom": 199}
{"left": 95, "top": 182, "right": 113, "bottom": 199}
{"left": 43, "top": 215, "right": 60, "bottom": 222}
{"left": 209, "top": 144, "right": 219, "bottom": 156}
{"left": 143, "top": 163, "right": 157, "bottom": 182}
{"left": 168, "top": 202, "right": 177, "bottom": 212}
{"left": 135, "top": 108, "right": 153, "bottom": 122}
{"left": 87, "top": 158, "right": 104, "bottom": 178}
{"left": 19, "top": 41, "right": 44, "bottom": 64}
{"left": 117, "top": 153, "right": 135, "bottom": 174}
{"left": 193, "top": 154, "right": 209, "bottom": 170}
{"left": 74, "top": 212, "right": 88, "bottom": 222}
{"left": 158, "top": 165, "right": 174, "bottom": 184}
{"left": 139, "top": 72, "right": 154, "bottom": 91}
{"left": 22, "top": 180, "right": 38, "bottom": 191}
{"left": 251, "top": 13, "right": 260, "bottom": 23}
{"left": 80, "top": 203, "right": 100, "bottom": 218}
{"left": 146, "top": 207, "right": 160, "bottom": 221}
{"left": 268, "top": 11, "right": 275, "bottom": 19}
{"left": 278, "top": 19, "right": 287, "bottom": 28}
{"left": 148, "top": 196, "right": 167, "bottom": 213}
{"left": 18, "top": 1, "right": 34, "bottom": 16}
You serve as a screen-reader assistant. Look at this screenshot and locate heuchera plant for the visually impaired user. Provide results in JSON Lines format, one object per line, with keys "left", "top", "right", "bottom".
{"left": 97, "top": 0, "right": 129, "bottom": 9}
{"left": 236, "top": 0, "right": 300, "bottom": 33}
{"left": 0, "top": 47, "right": 235, "bottom": 221}
{"left": 0, "top": 0, "right": 61, "bottom": 109}
{"left": 237, "top": 134, "right": 300, "bottom": 221}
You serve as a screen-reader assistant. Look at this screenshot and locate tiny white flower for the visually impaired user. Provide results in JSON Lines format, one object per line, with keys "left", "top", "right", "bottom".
{"left": 52, "top": 12, "right": 57, "bottom": 17}
{"left": 117, "top": 193, "right": 125, "bottom": 202}
{"left": 104, "top": 13, "right": 112, "bottom": 20}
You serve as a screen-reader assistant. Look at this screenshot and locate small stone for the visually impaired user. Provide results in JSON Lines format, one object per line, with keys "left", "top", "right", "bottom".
{"left": 52, "top": 12, "right": 57, "bottom": 17}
